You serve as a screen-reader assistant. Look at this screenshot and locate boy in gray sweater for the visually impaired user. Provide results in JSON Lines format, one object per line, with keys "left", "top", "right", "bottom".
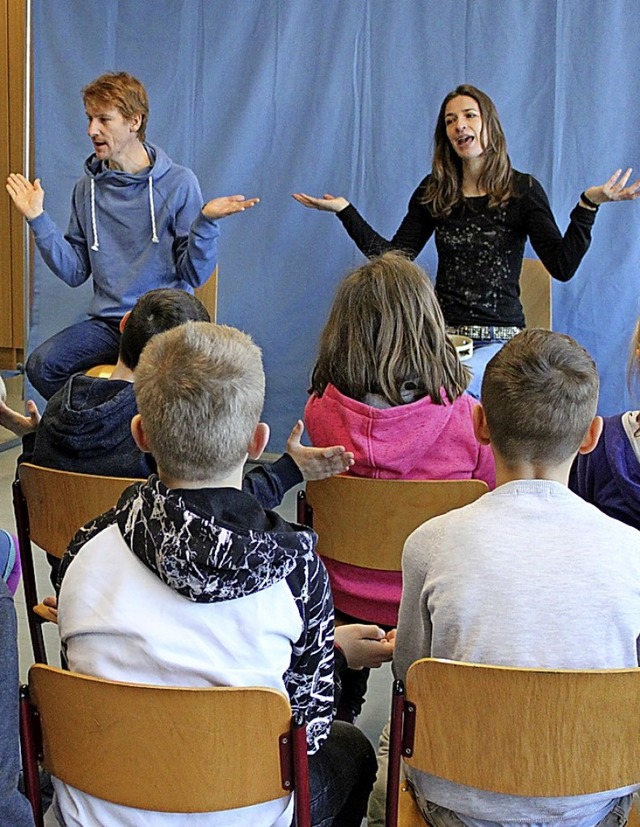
{"left": 394, "top": 329, "right": 640, "bottom": 827}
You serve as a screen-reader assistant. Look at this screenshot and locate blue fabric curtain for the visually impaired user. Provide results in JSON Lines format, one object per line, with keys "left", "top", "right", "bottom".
{"left": 30, "top": 0, "right": 640, "bottom": 448}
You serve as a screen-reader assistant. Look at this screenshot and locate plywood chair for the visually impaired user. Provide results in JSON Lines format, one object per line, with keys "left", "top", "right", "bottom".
{"left": 385, "top": 658, "right": 640, "bottom": 827}
{"left": 20, "top": 664, "right": 311, "bottom": 827}
{"left": 520, "top": 258, "right": 552, "bottom": 329}
{"left": 297, "top": 477, "right": 488, "bottom": 623}
{"left": 12, "top": 463, "right": 141, "bottom": 664}
{"left": 194, "top": 264, "right": 218, "bottom": 322}
{"left": 85, "top": 265, "right": 219, "bottom": 379}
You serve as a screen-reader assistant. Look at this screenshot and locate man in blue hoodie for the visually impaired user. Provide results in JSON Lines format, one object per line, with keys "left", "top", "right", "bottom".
{"left": 6, "top": 71, "right": 259, "bottom": 399}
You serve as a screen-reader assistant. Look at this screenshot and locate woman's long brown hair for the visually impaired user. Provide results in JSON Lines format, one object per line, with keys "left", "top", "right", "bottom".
{"left": 422, "top": 84, "right": 514, "bottom": 218}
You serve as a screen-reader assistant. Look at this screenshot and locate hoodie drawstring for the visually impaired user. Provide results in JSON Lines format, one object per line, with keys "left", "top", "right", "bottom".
{"left": 89, "top": 175, "right": 160, "bottom": 252}
{"left": 90, "top": 179, "right": 99, "bottom": 251}
{"left": 148, "top": 178, "right": 159, "bottom": 244}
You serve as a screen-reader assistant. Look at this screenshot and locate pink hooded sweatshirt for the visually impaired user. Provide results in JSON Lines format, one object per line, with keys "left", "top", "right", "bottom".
{"left": 304, "top": 383, "right": 495, "bottom": 626}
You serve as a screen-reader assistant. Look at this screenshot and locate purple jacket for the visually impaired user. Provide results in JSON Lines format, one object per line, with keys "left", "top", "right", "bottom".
{"left": 570, "top": 413, "right": 640, "bottom": 530}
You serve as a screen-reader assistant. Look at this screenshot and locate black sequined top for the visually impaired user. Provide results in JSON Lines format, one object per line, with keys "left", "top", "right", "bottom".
{"left": 337, "top": 171, "right": 596, "bottom": 327}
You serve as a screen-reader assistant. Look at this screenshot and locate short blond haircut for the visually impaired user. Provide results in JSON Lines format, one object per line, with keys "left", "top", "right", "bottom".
{"left": 134, "top": 322, "right": 265, "bottom": 481}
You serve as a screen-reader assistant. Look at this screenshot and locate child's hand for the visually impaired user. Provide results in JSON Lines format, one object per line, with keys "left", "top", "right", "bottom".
{"left": 335, "top": 624, "right": 395, "bottom": 670}
{"left": 0, "top": 399, "right": 41, "bottom": 436}
{"left": 42, "top": 596, "right": 58, "bottom": 624}
{"left": 286, "top": 420, "right": 354, "bottom": 480}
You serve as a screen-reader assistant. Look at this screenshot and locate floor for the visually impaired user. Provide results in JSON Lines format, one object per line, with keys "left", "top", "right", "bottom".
{"left": 1, "top": 438, "right": 390, "bottom": 823}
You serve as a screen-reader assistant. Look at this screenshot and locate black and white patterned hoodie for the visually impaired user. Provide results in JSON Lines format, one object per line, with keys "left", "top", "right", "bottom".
{"left": 58, "top": 476, "right": 335, "bottom": 755}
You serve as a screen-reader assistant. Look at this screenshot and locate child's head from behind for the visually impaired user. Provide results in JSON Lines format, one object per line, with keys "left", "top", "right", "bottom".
{"left": 481, "top": 329, "right": 599, "bottom": 466}
{"left": 134, "top": 322, "right": 265, "bottom": 482}
{"left": 120, "top": 288, "right": 210, "bottom": 370}
{"left": 311, "top": 251, "right": 469, "bottom": 406}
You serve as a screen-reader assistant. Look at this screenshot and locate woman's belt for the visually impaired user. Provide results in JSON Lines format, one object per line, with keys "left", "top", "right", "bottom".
{"left": 446, "top": 325, "right": 522, "bottom": 341}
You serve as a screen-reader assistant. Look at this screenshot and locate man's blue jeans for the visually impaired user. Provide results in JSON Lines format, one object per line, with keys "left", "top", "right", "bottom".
{"left": 27, "top": 318, "right": 121, "bottom": 400}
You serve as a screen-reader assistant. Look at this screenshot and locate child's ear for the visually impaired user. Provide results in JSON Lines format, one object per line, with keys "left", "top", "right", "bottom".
{"left": 472, "top": 404, "right": 491, "bottom": 445}
{"left": 119, "top": 310, "right": 131, "bottom": 335}
{"left": 578, "top": 416, "right": 603, "bottom": 455}
{"left": 131, "top": 414, "right": 152, "bottom": 454}
{"left": 248, "top": 422, "right": 270, "bottom": 461}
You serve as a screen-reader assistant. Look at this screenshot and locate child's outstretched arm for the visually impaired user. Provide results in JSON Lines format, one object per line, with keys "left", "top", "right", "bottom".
{"left": 286, "top": 420, "right": 354, "bottom": 480}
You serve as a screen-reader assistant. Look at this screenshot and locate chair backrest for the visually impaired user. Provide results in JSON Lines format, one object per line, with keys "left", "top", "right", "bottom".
{"left": 398, "top": 658, "right": 640, "bottom": 797}
{"left": 194, "top": 264, "right": 218, "bottom": 322}
{"left": 520, "top": 257, "right": 552, "bottom": 329}
{"left": 21, "top": 664, "right": 310, "bottom": 824}
{"left": 299, "top": 476, "right": 488, "bottom": 571}
{"left": 13, "top": 463, "right": 142, "bottom": 663}
{"left": 16, "top": 463, "right": 140, "bottom": 558}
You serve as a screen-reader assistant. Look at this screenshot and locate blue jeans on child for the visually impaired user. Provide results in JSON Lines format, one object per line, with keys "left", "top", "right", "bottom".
{"left": 27, "top": 318, "right": 121, "bottom": 400}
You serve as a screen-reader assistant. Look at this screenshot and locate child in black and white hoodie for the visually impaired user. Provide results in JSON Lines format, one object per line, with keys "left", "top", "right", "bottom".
{"left": 55, "top": 321, "right": 376, "bottom": 827}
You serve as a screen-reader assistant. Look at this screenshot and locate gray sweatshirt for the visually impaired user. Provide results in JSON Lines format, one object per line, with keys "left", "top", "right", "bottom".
{"left": 395, "top": 480, "right": 640, "bottom": 827}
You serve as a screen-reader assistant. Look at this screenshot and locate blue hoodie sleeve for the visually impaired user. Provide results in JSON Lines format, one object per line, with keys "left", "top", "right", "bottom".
{"left": 168, "top": 170, "right": 220, "bottom": 288}
{"left": 27, "top": 182, "right": 92, "bottom": 287}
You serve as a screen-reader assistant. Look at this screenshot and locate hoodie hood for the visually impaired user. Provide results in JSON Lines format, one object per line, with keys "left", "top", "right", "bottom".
{"left": 83, "top": 142, "right": 171, "bottom": 184}
{"left": 31, "top": 376, "right": 153, "bottom": 478}
{"left": 83, "top": 143, "right": 171, "bottom": 250}
{"left": 305, "top": 382, "right": 490, "bottom": 481}
{"left": 115, "top": 476, "right": 317, "bottom": 603}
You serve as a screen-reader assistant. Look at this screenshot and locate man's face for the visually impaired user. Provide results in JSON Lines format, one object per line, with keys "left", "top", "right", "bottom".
{"left": 86, "top": 104, "right": 141, "bottom": 167}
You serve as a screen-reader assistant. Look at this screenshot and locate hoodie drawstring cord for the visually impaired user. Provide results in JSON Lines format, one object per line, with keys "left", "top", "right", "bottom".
{"left": 90, "top": 179, "right": 99, "bottom": 251}
{"left": 148, "top": 178, "right": 159, "bottom": 244}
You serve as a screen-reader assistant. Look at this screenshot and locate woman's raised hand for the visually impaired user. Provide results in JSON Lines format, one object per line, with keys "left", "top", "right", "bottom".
{"left": 292, "top": 192, "right": 349, "bottom": 213}
{"left": 583, "top": 168, "right": 640, "bottom": 206}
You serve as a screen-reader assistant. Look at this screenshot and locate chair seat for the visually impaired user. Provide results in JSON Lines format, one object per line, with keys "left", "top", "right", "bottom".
{"left": 85, "top": 363, "right": 116, "bottom": 379}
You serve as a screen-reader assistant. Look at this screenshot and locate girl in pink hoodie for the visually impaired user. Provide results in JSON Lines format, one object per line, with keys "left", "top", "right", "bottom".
{"left": 305, "top": 252, "right": 495, "bottom": 630}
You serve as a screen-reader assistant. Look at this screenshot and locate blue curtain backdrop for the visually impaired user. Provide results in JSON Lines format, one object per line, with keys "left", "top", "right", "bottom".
{"left": 29, "top": 0, "right": 640, "bottom": 450}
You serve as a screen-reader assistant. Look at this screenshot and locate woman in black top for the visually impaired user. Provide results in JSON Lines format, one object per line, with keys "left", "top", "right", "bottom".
{"left": 294, "top": 84, "right": 639, "bottom": 345}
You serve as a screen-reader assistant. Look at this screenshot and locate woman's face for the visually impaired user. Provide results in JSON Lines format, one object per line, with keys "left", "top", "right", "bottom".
{"left": 444, "top": 95, "right": 485, "bottom": 161}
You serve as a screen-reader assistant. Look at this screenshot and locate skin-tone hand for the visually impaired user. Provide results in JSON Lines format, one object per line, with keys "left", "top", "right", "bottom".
{"left": 6, "top": 173, "right": 45, "bottom": 220}
{"left": 582, "top": 168, "right": 640, "bottom": 207}
{"left": 42, "top": 595, "right": 58, "bottom": 624}
{"left": 0, "top": 399, "right": 41, "bottom": 437}
{"left": 286, "top": 420, "right": 354, "bottom": 481}
{"left": 201, "top": 194, "right": 260, "bottom": 220}
{"left": 335, "top": 624, "right": 396, "bottom": 670}
{"left": 291, "top": 192, "right": 350, "bottom": 213}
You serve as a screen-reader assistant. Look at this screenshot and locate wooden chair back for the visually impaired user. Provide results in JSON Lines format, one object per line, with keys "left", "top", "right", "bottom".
{"left": 520, "top": 258, "right": 552, "bottom": 329}
{"left": 194, "top": 264, "right": 218, "bottom": 322}
{"left": 298, "top": 476, "right": 488, "bottom": 571}
{"left": 13, "top": 463, "right": 141, "bottom": 663}
{"left": 386, "top": 659, "right": 640, "bottom": 826}
{"left": 20, "top": 664, "right": 310, "bottom": 826}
